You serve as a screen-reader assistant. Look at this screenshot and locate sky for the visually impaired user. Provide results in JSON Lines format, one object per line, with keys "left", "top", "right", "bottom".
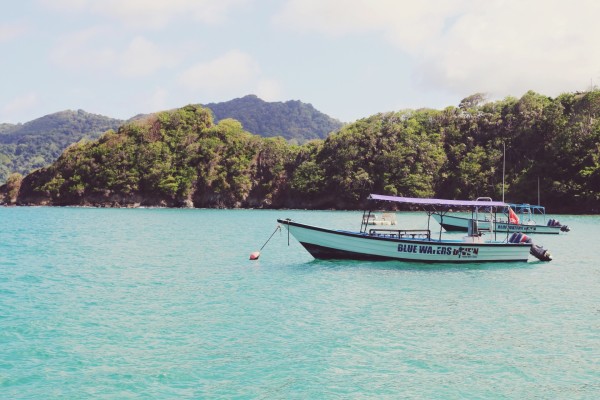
{"left": 1, "top": 0, "right": 600, "bottom": 124}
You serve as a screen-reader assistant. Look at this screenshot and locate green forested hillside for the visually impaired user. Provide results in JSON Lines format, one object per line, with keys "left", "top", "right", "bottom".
{"left": 0, "top": 97, "right": 341, "bottom": 184}
{"left": 204, "top": 95, "right": 344, "bottom": 143}
{"left": 0, "top": 110, "right": 123, "bottom": 183}
{"left": 3, "top": 91, "right": 599, "bottom": 213}
{"left": 0, "top": 123, "right": 16, "bottom": 134}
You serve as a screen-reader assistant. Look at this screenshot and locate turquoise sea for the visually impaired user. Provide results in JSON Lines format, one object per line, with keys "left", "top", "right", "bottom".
{"left": 1, "top": 207, "right": 598, "bottom": 399}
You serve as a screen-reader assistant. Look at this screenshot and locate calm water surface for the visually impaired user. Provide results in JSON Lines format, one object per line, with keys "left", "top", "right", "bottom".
{"left": 1, "top": 207, "right": 598, "bottom": 399}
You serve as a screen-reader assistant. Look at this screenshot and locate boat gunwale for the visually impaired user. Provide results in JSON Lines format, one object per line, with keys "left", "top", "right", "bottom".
{"left": 277, "top": 219, "right": 530, "bottom": 248}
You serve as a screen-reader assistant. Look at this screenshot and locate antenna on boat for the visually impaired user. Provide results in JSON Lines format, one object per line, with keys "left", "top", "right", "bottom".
{"left": 537, "top": 176, "right": 540, "bottom": 206}
{"left": 249, "top": 225, "right": 281, "bottom": 260}
{"left": 502, "top": 142, "right": 505, "bottom": 203}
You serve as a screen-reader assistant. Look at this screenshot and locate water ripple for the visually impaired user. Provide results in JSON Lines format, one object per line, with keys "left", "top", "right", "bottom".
{"left": 1, "top": 207, "right": 598, "bottom": 398}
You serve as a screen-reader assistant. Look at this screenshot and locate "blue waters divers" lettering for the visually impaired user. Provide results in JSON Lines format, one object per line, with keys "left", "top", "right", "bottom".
{"left": 397, "top": 244, "right": 453, "bottom": 255}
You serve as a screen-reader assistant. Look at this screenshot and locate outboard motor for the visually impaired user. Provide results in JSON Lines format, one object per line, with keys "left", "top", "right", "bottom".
{"left": 530, "top": 244, "right": 553, "bottom": 261}
{"left": 548, "top": 218, "right": 570, "bottom": 232}
{"left": 508, "top": 232, "right": 552, "bottom": 261}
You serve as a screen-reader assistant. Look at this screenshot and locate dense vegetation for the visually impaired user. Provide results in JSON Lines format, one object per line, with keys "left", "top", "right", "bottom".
{"left": 0, "top": 110, "right": 123, "bottom": 183}
{"left": 204, "top": 95, "right": 344, "bottom": 143}
{"left": 0, "top": 97, "right": 340, "bottom": 184}
{"left": 2, "top": 90, "right": 599, "bottom": 213}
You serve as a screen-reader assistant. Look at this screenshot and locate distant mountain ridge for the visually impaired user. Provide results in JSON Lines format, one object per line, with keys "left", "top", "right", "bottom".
{"left": 204, "top": 95, "right": 343, "bottom": 143}
{"left": 0, "top": 110, "right": 123, "bottom": 183}
{"left": 0, "top": 96, "right": 344, "bottom": 183}
{"left": 0, "top": 123, "right": 16, "bottom": 134}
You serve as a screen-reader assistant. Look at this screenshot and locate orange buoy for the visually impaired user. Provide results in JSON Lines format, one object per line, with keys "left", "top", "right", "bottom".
{"left": 249, "top": 225, "right": 281, "bottom": 261}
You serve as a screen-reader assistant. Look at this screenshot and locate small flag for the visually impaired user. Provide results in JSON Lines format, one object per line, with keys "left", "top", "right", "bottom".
{"left": 508, "top": 207, "right": 520, "bottom": 224}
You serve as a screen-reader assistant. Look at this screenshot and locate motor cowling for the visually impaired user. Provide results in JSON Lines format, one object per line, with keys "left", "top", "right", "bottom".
{"left": 548, "top": 218, "right": 570, "bottom": 232}
{"left": 508, "top": 232, "right": 532, "bottom": 244}
{"left": 530, "top": 244, "right": 552, "bottom": 261}
{"left": 509, "top": 232, "right": 552, "bottom": 262}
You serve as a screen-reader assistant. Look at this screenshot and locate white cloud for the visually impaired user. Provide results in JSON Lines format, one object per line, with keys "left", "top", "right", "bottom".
{"left": 0, "top": 21, "right": 29, "bottom": 43}
{"left": 50, "top": 29, "right": 183, "bottom": 77}
{"left": 178, "top": 50, "right": 261, "bottom": 95}
{"left": 119, "top": 36, "right": 179, "bottom": 77}
{"left": 273, "top": 0, "right": 456, "bottom": 51}
{"left": 275, "top": 0, "right": 600, "bottom": 98}
{"left": 38, "top": 0, "right": 87, "bottom": 10}
{"left": 1, "top": 92, "right": 38, "bottom": 122}
{"left": 177, "top": 51, "right": 284, "bottom": 101}
{"left": 420, "top": 1, "right": 600, "bottom": 97}
{"left": 256, "top": 79, "right": 283, "bottom": 101}
{"left": 39, "top": 0, "right": 248, "bottom": 29}
{"left": 50, "top": 26, "right": 117, "bottom": 70}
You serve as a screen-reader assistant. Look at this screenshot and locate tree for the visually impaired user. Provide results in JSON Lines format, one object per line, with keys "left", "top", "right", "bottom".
{"left": 459, "top": 93, "right": 487, "bottom": 110}
{"left": 4, "top": 173, "right": 23, "bottom": 204}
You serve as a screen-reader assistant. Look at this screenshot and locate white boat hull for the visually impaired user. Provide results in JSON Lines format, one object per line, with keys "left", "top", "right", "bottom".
{"left": 278, "top": 219, "right": 531, "bottom": 263}
{"left": 432, "top": 214, "right": 562, "bottom": 234}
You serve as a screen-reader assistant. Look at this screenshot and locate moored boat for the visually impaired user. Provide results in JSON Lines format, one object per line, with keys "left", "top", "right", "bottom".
{"left": 278, "top": 194, "right": 552, "bottom": 264}
{"left": 432, "top": 201, "right": 570, "bottom": 234}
